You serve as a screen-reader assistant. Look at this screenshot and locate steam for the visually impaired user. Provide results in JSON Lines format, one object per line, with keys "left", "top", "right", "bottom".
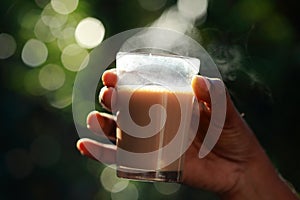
{"left": 177, "top": 0, "right": 208, "bottom": 23}
{"left": 121, "top": 0, "right": 272, "bottom": 104}
{"left": 152, "top": 0, "right": 208, "bottom": 35}
{"left": 207, "top": 44, "right": 243, "bottom": 81}
{"left": 207, "top": 41, "right": 273, "bottom": 108}
{"left": 151, "top": 6, "right": 194, "bottom": 34}
{"left": 120, "top": 0, "right": 209, "bottom": 57}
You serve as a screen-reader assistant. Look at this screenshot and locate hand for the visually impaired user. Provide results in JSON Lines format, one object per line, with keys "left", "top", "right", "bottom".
{"left": 77, "top": 69, "right": 298, "bottom": 200}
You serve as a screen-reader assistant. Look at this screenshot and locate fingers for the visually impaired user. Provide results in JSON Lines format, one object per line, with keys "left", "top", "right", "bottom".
{"left": 100, "top": 69, "right": 117, "bottom": 111}
{"left": 193, "top": 75, "right": 240, "bottom": 119}
{"left": 192, "top": 75, "right": 228, "bottom": 106}
{"left": 77, "top": 138, "right": 116, "bottom": 164}
{"left": 99, "top": 87, "right": 115, "bottom": 111}
{"left": 102, "top": 68, "right": 117, "bottom": 87}
{"left": 87, "top": 111, "right": 117, "bottom": 141}
{"left": 192, "top": 75, "right": 212, "bottom": 105}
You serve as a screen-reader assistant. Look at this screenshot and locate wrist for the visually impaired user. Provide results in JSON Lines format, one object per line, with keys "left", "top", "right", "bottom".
{"left": 220, "top": 146, "right": 298, "bottom": 200}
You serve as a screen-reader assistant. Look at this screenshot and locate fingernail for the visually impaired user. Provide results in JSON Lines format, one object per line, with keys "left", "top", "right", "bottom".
{"left": 76, "top": 142, "right": 86, "bottom": 155}
{"left": 98, "top": 87, "right": 113, "bottom": 111}
{"left": 192, "top": 75, "right": 211, "bottom": 91}
{"left": 191, "top": 75, "right": 200, "bottom": 87}
{"left": 99, "top": 87, "right": 107, "bottom": 104}
{"left": 86, "top": 112, "right": 102, "bottom": 132}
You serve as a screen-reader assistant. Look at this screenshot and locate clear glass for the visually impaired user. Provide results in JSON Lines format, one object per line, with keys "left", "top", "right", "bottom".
{"left": 114, "top": 51, "right": 200, "bottom": 182}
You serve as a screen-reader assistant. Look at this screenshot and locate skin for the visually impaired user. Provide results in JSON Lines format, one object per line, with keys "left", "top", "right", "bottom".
{"left": 77, "top": 69, "right": 299, "bottom": 200}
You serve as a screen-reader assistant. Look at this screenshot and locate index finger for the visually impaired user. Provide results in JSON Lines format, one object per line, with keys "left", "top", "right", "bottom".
{"left": 102, "top": 68, "right": 117, "bottom": 87}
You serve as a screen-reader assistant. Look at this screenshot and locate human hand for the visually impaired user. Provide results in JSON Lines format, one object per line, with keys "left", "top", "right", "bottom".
{"left": 77, "top": 69, "right": 298, "bottom": 200}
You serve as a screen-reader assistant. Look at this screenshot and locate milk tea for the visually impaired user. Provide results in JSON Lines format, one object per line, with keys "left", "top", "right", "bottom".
{"left": 116, "top": 85, "right": 195, "bottom": 182}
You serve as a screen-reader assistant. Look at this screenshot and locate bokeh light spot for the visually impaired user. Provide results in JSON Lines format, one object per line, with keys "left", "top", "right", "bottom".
{"left": 153, "top": 182, "right": 181, "bottom": 195}
{"left": 56, "top": 27, "right": 76, "bottom": 50}
{"left": 112, "top": 181, "right": 130, "bottom": 193}
{"left": 34, "top": 19, "right": 56, "bottom": 43}
{"left": 0, "top": 33, "right": 17, "bottom": 59}
{"left": 39, "top": 64, "right": 65, "bottom": 91}
{"left": 30, "top": 134, "right": 61, "bottom": 167}
{"left": 138, "top": 0, "right": 167, "bottom": 11}
{"left": 5, "top": 149, "right": 34, "bottom": 179}
{"left": 51, "top": 0, "right": 79, "bottom": 15}
{"left": 111, "top": 183, "right": 139, "bottom": 200}
{"left": 48, "top": 82, "right": 73, "bottom": 109}
{"left": 57, "top": 36, "right": 75, "bottom": 51}
{"left": 75, "top": 17, "right": 105, "bottom": 49}
{"left": 21, "top": 39, "right": 48, "bottom": 67}
{"left": 42, "top": 4, "right": 68, "bottom": 28}
{"left": 177, "top": 0, "right": 208, "bottom": 20}
{"left": 61, "top": 44, "right": 89, "bottom": 71}
{"left": 59, "top": 26, "right": 76, "bottom": 39}
{"left": 100, "top": 165, "right": 129, "bottom": 193}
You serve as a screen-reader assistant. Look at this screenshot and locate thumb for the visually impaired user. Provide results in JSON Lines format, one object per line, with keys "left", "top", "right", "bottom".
{"left": 192, "top": 75, "right": 227, "bottom": 106}
{"left": 193, "top": 75, "right": 240, "bottom": 120}
{"left": 192, "top": 75, "right": 228, "bottom": 158}
{"left": 191, "top": 75, "right": 211, "bottom": 104}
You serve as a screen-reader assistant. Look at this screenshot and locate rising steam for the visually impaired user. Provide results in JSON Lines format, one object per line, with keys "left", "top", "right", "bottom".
{"left": 124, "top": 0, "right": 272, "bottom": 109}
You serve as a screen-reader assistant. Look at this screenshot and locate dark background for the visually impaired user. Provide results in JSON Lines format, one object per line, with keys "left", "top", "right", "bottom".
{"left": 1, "top": 0, "right": 299, "bottom": 199}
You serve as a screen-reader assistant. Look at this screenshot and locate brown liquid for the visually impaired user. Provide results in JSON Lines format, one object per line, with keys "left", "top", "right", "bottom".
{"left": 116, "top": 86, "right": 194, "bottom": 176}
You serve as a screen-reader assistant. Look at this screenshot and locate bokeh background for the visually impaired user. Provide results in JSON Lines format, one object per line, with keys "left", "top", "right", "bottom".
{"left": 1, "top": 0, "right": 299, "bottom": 199}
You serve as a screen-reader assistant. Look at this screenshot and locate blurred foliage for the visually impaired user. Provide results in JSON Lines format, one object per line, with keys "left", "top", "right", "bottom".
{"left": 1, "top": 0, "right": 300, "bottom": 199}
